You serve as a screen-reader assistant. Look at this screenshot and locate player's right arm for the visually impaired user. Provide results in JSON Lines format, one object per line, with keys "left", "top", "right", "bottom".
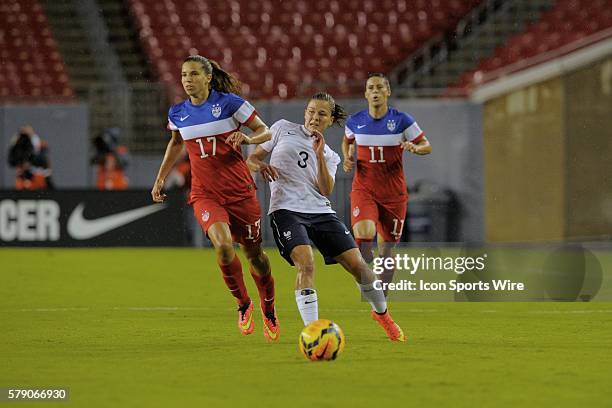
{"left": 151, "top": 130, "right": 184, "bottom": 202}
{"left": 341, "top": 136, "right": 355, "bottom": 173}
{"left": 246, "top": 146, "right": 279, "bottom": 182}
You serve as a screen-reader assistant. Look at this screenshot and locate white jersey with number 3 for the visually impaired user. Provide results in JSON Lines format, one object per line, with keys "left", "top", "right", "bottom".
{"left": 260, "top": 120, "right": 341, "bottom": 215}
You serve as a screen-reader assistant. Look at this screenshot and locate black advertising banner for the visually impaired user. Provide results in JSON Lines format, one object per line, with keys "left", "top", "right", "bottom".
{"left": 0, "top": 190, "right": 187, "bottom": 247}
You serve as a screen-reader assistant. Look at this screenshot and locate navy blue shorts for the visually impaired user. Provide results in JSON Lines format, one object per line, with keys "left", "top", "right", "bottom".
{"left": 270, "top": 209, "right": 358, "bottom": 266}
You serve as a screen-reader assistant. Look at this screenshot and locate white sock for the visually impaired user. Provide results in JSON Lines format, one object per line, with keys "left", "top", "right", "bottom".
{"left": 295, "top": 288, "right": 318, "bottom": 326}
{"left": 358, "top": 282, "right": 387, "bottom": 314}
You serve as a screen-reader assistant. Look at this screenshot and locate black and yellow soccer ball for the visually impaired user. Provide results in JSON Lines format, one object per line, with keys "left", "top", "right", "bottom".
{"left": 298, "top": 319, "right": 345, "bottom": 361}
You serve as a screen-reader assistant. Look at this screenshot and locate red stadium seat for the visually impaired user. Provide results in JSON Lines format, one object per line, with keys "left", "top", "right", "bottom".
{"left": 127, "top": 0, "right": 483, "bottom": 99}
{"left": 450, "top": 0, "right": 612, "bottom": 91}
{"left": 0, "top": 0, "right": 74, "bottom": 100}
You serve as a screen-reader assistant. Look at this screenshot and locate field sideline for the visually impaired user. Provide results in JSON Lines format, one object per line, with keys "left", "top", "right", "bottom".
{"left": 1, "top": 248, "right": 611, "bottom": 407}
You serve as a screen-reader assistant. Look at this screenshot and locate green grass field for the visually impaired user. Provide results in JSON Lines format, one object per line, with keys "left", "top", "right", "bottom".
{"left": 1, "top": 248, "right": 611, "bottom": 407}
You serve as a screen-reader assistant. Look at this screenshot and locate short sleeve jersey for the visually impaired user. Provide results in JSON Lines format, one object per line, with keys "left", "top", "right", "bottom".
{"left": 167, "top": 89, "right": 258, "bottom": 204}
{"left": 344, "top": 107, "right": 424, "bottom": 202}
{"left": 261, "top": 120, "right": 341, "bottom": 215}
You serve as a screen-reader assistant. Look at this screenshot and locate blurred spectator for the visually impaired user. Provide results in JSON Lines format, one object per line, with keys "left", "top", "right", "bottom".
{"left": 91, "top": 127, "right": 130, "bottom": 190}
{"left": 7, "top": 125, "right": 55, "bottom": 190}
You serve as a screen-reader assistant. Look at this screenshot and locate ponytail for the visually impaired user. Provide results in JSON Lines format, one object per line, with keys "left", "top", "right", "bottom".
{"left": 310, "top": 92, "right": 347, "bottom": 126}
{"left": 183, "top": 55, "right": 242, "bottom": 95}
{"left": 208, "top": 59, "right": 242, "bottom": 95}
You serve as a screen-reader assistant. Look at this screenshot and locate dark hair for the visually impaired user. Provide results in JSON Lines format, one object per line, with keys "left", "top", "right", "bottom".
{"left": 367, "top": 72, "right": 391, "bottom": 90}
{"left": 183, "top": 55, "right": 242, "bottom": 95}
{"left": 309, "top": 92, "right": 347, "bottom": 126}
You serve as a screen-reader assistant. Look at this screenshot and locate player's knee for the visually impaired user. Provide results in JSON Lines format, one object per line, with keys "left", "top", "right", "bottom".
{"left": 245, "top": 247, "right": 270, "bottom": 274}
{"left": 354, "top": 222, "right": 376, "bottom": 239}
{"left": 215, "top": 243, "right": 235, "bottom": 264}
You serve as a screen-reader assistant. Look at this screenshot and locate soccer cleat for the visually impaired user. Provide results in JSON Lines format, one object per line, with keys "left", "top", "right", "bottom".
{"left": 261, "top": 308, "right": 280, "bottom": 342}
{"left": 371, "top": 310, "right": 406, "bottom": 342}
{"left": 237, "top": 300, "right": 255, "bottom": 335}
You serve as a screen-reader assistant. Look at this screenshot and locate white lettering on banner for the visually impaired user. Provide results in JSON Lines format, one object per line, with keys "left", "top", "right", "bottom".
{"left": 18, "top": 201, "right": 36, "bottom": 240}
{"left": 0, "top": 200, "right": 60, "bottom": 241}
{"left": 0, "top": 200, "right": 17, "bottom": 239}
{"left": 38, "top": 201, "right": 60, "bottom": 240}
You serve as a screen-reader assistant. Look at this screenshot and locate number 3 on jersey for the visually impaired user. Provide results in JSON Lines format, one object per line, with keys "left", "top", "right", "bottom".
{"left": 196, "top": 137, "right": 217, "bottom": 158}
{"left": 297, "top": 151, "right": 309, "bottom": 168}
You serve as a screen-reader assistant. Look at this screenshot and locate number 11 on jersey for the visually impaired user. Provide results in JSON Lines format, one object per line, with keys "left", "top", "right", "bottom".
{"left": 368, "top": 146, "right": 385, "bottom": 163}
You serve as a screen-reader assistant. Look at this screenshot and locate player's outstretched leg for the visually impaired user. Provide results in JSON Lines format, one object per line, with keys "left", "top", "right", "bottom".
{"left": 243, "top": 244, "right": 279, "bottom": 342}
{"left": 209, "top": 223, "right": 253, "bottom": 335}
{"left": 335, "top": 248, "right": 406, "bottom": 342}
{"left": 291, "top": 245, "right": 319, "bottom": 326}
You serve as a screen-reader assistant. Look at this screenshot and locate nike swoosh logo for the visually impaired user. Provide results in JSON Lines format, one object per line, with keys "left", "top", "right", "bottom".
{"left": 357, "top": 125, "right": 366, "bottom": 129}
{"left": 240, "top": 313, "right": 253, "bottom": 330}
{"left": 344, "top": 230, "right": 350, "bottom": 234}
{"left": 264, "top": 323, "right": 279, "bottom": 340}
{"left": 180, "top": 115, "right": 190, "bottom": 121}
{"left": 67, "top": 203, "right": 167, "bottom": 240}
{"left": 304, "top": 300, "right": 317, "bottom": 304}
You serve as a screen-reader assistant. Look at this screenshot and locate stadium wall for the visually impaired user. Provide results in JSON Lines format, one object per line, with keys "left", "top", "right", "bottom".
{"left": 0, "top": 104, "right": 90, "bottom": 189}
{"left": 564, "top": 56, "right": 612, "bottom": 238}
{"left": 482, "top": 54, "right": 612, "bottom": 242}
{"left": 484, "top": 78, "right": 566, "bottom": 241}
{"left": 0, "top": 100, "right": 483, "bottom": 243}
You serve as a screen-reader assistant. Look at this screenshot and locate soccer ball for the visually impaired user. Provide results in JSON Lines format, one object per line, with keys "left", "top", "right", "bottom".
{"left": 298, "top": 319, "right": 345, "bottom": 361}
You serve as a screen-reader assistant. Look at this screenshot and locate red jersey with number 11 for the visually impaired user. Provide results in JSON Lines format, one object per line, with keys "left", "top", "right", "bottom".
{"left": 345, "top": 108, "right": 424, "bottom": 202}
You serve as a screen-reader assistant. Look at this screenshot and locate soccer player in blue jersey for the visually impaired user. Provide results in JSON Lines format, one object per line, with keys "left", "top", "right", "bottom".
{"left": 342, "top": 73, "right": 432, "bottom": 288}
{"left": 151, "top": 56, "right": 279, "bottom": 341}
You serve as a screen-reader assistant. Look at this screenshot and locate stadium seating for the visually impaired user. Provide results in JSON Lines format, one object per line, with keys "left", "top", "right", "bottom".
{"left": 0, "top": 0, "right": 74, "bottom": 100}
{"left": 128, "top": 0, "right": 481, "bottom": 99}
{"left": 453, "top": 0, "right": 612, "bottom": 89}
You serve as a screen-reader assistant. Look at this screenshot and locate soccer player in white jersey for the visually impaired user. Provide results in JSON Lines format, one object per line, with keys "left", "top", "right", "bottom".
{"left": 342, "top": 73, "right": 431, "bottom": 289}
{"left": 151, "top": 56, "right": 279, "bottom": 341}
{"left": 247, "top": 92, "right": 406, "bottom": 342}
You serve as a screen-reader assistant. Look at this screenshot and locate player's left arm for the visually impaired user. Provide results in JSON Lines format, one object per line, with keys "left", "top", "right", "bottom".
{"left": 312, "top": 130, "right": 334, "bottom": 196}
{"left": 402, "top": 135, "right": 432, "bottom": 155}
{"left": 226, "top": 115, "right": 271, "bottom": 149}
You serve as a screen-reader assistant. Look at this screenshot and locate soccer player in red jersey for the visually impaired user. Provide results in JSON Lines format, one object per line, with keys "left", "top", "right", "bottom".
{"left": 151, "top": 56, "right": 279, "bottom": 341}
{"left": 342, "top": 74, "right": 432, "bottom": 288}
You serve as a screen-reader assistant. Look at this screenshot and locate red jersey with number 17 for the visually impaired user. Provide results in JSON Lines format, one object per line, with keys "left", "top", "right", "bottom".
{"left": 345, "top": 108, "right": 424, "bottom": 203}
{"left": 168, "top": 90, "right": 258, "bottom": 205}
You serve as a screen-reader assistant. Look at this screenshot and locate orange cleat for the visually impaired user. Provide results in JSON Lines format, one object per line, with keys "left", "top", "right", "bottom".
{"left": 238, "top": 300, "right": 255, "bottom": 335}
{"left": 261, "top": 308, "right": 280, "bottom": 342}
{"left": 371, "top": 310, "right": 406, "bottom": 342}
